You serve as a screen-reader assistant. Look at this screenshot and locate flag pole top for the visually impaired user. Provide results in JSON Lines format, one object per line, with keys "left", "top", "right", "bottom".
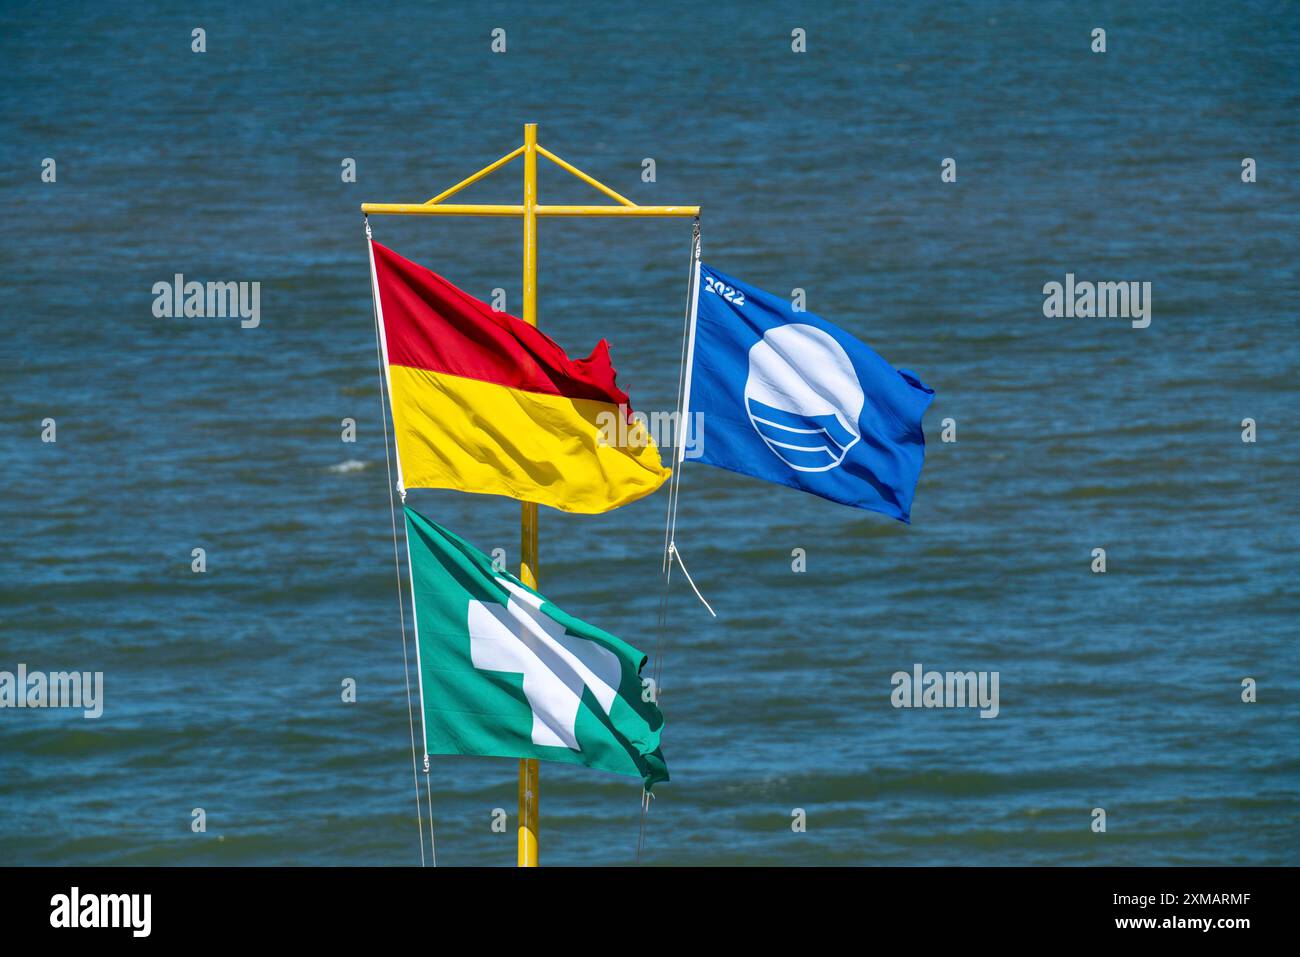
{"left": 361, "top": 125, "right": 700, "bottom": 218}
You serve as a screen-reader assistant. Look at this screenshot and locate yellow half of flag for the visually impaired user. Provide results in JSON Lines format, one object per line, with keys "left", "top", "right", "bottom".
{"left": 388, "top": 366, "right": 668, "bottom": 513}
{"left": 371, "top": 241, "right": 670, "bottom": 514}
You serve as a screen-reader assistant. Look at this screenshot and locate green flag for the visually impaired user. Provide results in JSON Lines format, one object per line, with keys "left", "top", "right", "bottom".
{"left": 404, "top": 506, "right": 668, "bottom": 789}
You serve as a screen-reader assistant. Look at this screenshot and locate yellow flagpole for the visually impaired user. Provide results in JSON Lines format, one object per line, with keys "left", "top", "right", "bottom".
{"left": 362, "top": 122, "right": 698, "bottom": 869}
{"left": 518, "top": 122, "right": 541, "bottom": 867}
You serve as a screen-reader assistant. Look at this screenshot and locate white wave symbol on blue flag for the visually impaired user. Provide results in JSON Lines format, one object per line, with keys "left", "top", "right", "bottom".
{"left": 746, "top": 398, "right": 859, "bottom": 472}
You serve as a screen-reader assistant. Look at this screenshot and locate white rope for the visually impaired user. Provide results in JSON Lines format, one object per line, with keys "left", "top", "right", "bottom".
{"left": 638, "top": 218, "right": 703, "bottom": 864}
{"left": 366, "top": 216, "right": 434, "bottom": 867}
{"left": 669, "top": 542, "right": 715, "bottom": 617}
{"left": 424, "top": 756, "right": 436, "bottom": 866}
{"left": 661, "top": 222, "right": 699, "bottom": 574}
{"left": 657, "top": 218, "right": 702, "bottom": 668}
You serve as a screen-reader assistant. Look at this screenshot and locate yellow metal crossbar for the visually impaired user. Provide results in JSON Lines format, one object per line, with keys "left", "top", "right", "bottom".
{"left": 363, "top": 130, "right": 698, "bottom": 217}
{"left": 363, "top": 124, "right": 697, "bottom": 868}
{"left": 363, "top": 203, "right": 526, "bottom": 216}
{"left": 360, "top": 202, "right": 699, "bottom": 217}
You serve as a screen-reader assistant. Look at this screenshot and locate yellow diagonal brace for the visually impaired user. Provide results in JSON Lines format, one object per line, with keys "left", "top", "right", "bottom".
{"left": 424, "top": 145, "right": 526, "bottom": 205}
{"left": 536, "top": 145, "right": 636, "bottom": 207}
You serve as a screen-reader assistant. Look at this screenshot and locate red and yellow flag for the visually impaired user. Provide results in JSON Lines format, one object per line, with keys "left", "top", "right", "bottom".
{"left": 368, "top": 241, "right": 670, "bottom": 513}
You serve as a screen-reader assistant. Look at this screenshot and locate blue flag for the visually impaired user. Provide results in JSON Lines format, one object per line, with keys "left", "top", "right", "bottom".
{"left": 684, "top": 265, "right": 935, "bottom": 523}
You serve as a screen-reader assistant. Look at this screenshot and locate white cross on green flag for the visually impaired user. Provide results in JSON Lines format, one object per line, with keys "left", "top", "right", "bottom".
{"left": 404, "top": 506, "right": 668, "bottom": 789}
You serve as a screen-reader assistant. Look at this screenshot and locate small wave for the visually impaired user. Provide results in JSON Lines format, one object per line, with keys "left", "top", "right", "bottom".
{"left": 329, "top": 460, "right": 369, "bottom": 473}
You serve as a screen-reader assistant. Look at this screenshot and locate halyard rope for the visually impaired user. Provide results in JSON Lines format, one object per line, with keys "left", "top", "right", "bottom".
{"left": 638, "top": 217, "right": 704, "bottom": 864}
{"left": 367, "top": 216, "right": 435, "bottom": 867}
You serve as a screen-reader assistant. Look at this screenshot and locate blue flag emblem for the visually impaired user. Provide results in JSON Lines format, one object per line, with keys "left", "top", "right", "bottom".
{"left": 685, "top": 265, "right": 935, "bottom": 522}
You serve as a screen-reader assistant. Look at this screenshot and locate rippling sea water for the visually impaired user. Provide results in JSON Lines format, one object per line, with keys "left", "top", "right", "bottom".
{"left": 1, "top": 1, "right": 1297, "bottom": 866}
